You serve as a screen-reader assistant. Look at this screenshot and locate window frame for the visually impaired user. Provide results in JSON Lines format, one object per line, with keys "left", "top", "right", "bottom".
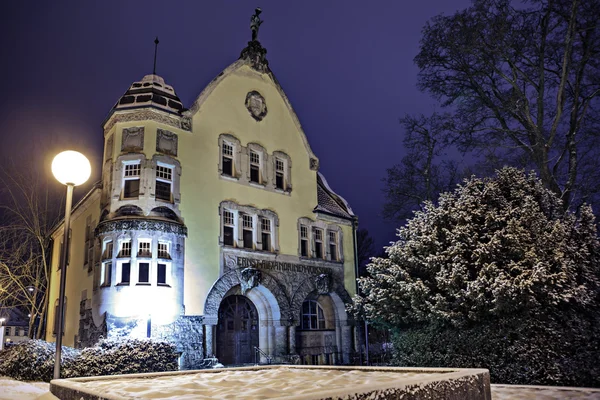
{"left": 122, "top": 160, "right": 141, "bottom": 199}
{"left": 301, "top": 300, "right": 326, "bottom": 330}
{"left": 137, "top": 261, "right": 151, "bottom": 285}
{"left": 157, "top": 262, "right": 170, "bottom": 286}
{"left": 155, "top": 163, "right": 173, "bottom": 202}
{"left": 138, "top": 239, "right": 152, "bottom": 258}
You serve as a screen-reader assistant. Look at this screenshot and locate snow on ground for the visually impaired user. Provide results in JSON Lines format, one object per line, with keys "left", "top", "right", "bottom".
{"left": 2, "top": 375, "right": 600, "bottom": 399}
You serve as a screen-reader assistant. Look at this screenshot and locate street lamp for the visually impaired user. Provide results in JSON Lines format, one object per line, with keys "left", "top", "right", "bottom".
{"left": 51, "top": 150, "right": 91, "bottom": 379}
{"left": 0, "top": 318, "right": 6, "bottom": 351}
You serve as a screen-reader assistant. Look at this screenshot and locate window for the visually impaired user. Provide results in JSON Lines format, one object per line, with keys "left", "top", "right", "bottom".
{"left": 250, "top": 151, "right": 260, "bottom": 183}
{"left": 119, "top": 240, "right": 131, "bottom": 258}
{"left": 5, "top": 327, "right": 11, "bottom": 336}
{"left": 138, "top": 240, "right": 151, "bottom": 257}
{"left": 222, "top": 142, "right": 234, "bottom": 176}
{"left": 329, "top": 231, "right": 338, "bottom": 261}
{"left": 100, "top": 262, "right": 112, "bottom": 286}
{"left": 301, "top": 300, "right": 325, "bottom": 330}
{"left": 275, "top": 158, "right": 285, "bottom": 190}
{"left": 314, "top": 229, "right": 324, "bottom": 259}
{"left": 123, "top": 162, "right": 141, "bottom": 199}
{"left": 155, "top": 165, "right": 173, "bottom": 202}
{"left": 261, "top": 218, "right": 271, "bottom": 251}
{"left": 157, "top": 263, "right": 167, "bottom": 285}
{"left": 119, "top": 262, "right": 131, "bottom": 285}
{"left": 223, "top": 210, "right": 235, "bottom": 246}
{"left": 158, "top": 242, "right": 170, "bottom": 259}
{"left": 243, "top": 215, "right": 253, "bottom": 249}
{"left": 300, "top": 225, "right": 309, "bottom": 257}
{"left": 102, "top": 241, "right": 113, "bottom": 260}
{"left": 138, "top": 262, "right": 150, "bottom": 284}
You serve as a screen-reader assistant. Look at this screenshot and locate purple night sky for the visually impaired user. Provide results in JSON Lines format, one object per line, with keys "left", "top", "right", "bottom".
{"left": 0, "top": 1, "right": 472, "bottom": 249}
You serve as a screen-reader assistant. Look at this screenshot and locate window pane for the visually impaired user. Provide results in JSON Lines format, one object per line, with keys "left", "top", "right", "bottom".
{"left": 222, "top": 157, "right": 233, "bottom": 176}
{"left": 330, "top": 244, "right": 337, "bottom": 261}
{"left": 301, "top": 240, "right": 308, "bottom": 257}
{"left": 276, "top": 173, "right": 284, "bottom": 190}
{"left": 157, "top": 263, "right": 166, "bottom": 284}
{"left": 261, "top": 233, "right": 270, "bottom": 251}
{"left": 124, "top": 179, "right": 140, "bottom": 198}
{"left": 310, "top": 315, "right": 317, "bottom": 329}
{"left": 139, "top": 263, "right": 149, "bottom": 283}
{"left": 224, "top": 226, "right": 234, "bottom": 246}
{"left": 243, "top": 229, "right": 253, "bottom": 249}
{"left": 155, "top": 180, "right": 171, "bottom": 201}
{"left": 315, "top": 242, "right": 323, "bottom": 259}
{"left": 121, "top": 262, "right": 131, "bottom": 284}
{"left": 250, "top": 165, "right": 260, "bottom": 183}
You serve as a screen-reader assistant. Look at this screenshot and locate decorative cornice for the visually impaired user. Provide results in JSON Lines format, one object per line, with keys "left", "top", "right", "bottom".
{"left": 95, "top": 218, "right": 187, "bottom": 237}
{"left": 239, "top": 40, "right": 270, "bottom": 74}
{"left": 103, "top": 109, "right": 191, "bottom": 134}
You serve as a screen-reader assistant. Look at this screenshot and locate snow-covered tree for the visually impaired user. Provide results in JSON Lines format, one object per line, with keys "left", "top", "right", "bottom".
{"left": 357, "top": 167, "right": 599, "bottom": 327}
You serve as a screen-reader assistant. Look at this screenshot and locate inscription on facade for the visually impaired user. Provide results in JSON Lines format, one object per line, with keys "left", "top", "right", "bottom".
{"left": 236, "top": 256, "right": 331, "bottom": 275}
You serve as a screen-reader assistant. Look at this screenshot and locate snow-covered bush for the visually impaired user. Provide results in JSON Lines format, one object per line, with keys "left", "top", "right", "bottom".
{"left": 0, "top": 340, "right": 80, "bottom": 382}
{"left": 355, "top": 168, "right": 600, "bottom": 386}
{"left": 68, "top": 337, "right": 179, "bottom": 377}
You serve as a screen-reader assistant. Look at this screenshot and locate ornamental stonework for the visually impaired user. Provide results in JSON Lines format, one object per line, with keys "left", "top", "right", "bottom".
{"left": 95, "top": 218, "right": 187, "bottom": 237}
{"left": 245, "top": 91, "right": 267, "bottom": 121}
{"left": 156, "top": 129, "right": 178, "bottom": 156}
{"left": 121, "top": 127, "right": 144, "bottom": 152}
{"left": 104, "top": 110, "right": 191, "bottom": 134}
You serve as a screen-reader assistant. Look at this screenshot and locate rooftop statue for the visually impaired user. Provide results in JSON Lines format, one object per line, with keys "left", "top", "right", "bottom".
{"left": 250, "top": 8, "right": 263, "bottom": 41}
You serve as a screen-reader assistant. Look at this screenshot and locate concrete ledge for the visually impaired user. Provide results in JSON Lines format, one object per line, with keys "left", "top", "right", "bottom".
{"left": 50, "top": 365, "right": 492, "bottom": 400}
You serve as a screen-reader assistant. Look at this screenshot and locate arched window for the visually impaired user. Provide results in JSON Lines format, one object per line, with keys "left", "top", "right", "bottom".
{"left": 301, "top": 300, "right": 325, "bottom": 330}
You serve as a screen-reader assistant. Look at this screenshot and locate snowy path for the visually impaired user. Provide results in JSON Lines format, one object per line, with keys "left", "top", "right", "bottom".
{"left": 1, "top": 376, "right": 600, "bottom": 399}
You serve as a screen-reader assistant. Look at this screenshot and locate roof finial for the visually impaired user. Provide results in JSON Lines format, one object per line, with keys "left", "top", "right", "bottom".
{"left": 250, "top": 8, "right": 263, "bottom": 41}
{"left": 153, "top": 37, "right": 159, "bottom": 75}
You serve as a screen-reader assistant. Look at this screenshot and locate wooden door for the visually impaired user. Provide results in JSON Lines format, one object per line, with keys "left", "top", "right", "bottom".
{"left": 217, "top": 295, "right": 259, "bottom": 365}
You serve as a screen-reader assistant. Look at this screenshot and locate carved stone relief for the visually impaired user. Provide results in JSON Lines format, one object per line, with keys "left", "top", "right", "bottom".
{"left": 239, "top": 267, "right": 261, "bottom": 294}
{"left": 310, "top": 158, "right": 319, "bottom": 171}
{"left": 245, "top": 91, "right": 267, "bottom": 121}
{"left": 121, "top": 127, "right": 144, "bottom": 152}
{"left": 156, "top": 129, "right": 178, "bottom": 156}
{"left": 315, "top": 273, "right": 331, "bottom": 295}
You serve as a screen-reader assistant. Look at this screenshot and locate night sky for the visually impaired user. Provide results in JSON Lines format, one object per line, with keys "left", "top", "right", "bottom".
{"left": 0, "top": 1, "right": 472, "bottom": 250}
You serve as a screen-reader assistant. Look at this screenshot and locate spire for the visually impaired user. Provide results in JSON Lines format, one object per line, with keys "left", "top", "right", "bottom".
{"left": 153, "top": 37, "right": 159, "bottom": 75}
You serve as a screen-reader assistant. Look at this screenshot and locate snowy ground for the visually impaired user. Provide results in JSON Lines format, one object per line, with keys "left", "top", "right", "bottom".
{"left": 1, "top": 376, "right": 600, "bottom": 400}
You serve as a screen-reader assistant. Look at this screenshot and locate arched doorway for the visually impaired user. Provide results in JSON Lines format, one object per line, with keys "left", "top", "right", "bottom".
{"left": 216, "top": 295, "right": 259, "bottom": 365}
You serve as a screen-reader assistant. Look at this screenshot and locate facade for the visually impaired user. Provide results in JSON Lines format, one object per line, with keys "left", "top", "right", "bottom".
{"left": 0, "top": 308, "right": 30, "bottom": 349}
{"left": 45, "top": 18, "right": 359, "bottom": 367}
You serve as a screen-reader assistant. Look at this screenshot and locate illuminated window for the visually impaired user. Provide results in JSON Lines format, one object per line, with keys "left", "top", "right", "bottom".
{"left": 102, "top": 241, "right": 113, "bottom": 260}
{"left": 300, "top": 225, "right": 309, "bottom": 257}
{"left": 222, "top": 142, "right": 234, "bottom": 176}
{"left": 329, "top": 231, "right": 338, "bottom": 261}
{"left": 100, "top": 262, "right": 112, "bottom": 286}
{"left": 138, "top": 240, "right": 151, "bottom": 257}
{"left": 243, "top": 214, "right": 253, "bottom": 249}
{"left": 314, "top": 228, "right": 324, "bottom": 259}
{"left": 223, "top": 210, "right": 235, "bottom": 246}
{"left": 261, "top": 218, "right": 271, "bottom": 251}
{"left": 118, "top": 240, "right": 131, "bottom": 258}
{"left": 158, "top": 242, "right": 170, "bottom": 259}
{"left": 250, "top": 151, "right": 261, "bottom": 183}
{"left": 155, "top": 165, "right": 173, "bottom": 202}
{"left": 301, "top": 300, "right": 325, "bottom": 330}
{"left": 123, "top": 162, "right": 141, "bottom": 199}
{"left": 275, "top": 158, "right": 285, "bottom": 190}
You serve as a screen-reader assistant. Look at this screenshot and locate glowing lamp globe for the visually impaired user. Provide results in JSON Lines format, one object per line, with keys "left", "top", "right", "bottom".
{"left": 52, "top": 151, "right": 91, "bottom": 186}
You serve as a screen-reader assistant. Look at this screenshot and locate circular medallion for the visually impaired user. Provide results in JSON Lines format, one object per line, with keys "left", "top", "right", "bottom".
{"left": 245, "top": 91, "right": 267, "bottom": 121}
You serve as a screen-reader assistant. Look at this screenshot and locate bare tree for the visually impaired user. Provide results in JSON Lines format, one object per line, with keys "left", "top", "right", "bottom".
{"left": 415, "top": 0, "right": 600, "bottom": 210}
{"left": 383, "top": 113, "right": 463, "bottom": 222}
{"left": 0, "top": 168, "right": 61, "bottom": 339}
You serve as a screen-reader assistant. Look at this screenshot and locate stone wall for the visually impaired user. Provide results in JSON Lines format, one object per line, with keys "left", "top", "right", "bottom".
{"left": 77, "top": 300, "right": 107, "bottom": 348}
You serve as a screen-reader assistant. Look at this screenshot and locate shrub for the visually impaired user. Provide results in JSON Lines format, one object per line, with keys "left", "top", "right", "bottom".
{"left": 0, "top": 337, "right": 179, "bottom": 382}
{"left": 0, "top": 340, "right": 80, "bottom": 382}
{"left": 68, "top": 337, "right": 179, "bottom": 378}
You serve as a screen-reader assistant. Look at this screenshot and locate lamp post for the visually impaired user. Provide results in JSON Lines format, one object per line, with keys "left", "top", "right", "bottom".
{"left": 0, "top": 318, "right": 5, "bottom": 351}
{"left": 51, "top": 150, "right": 91, "bottom": 380}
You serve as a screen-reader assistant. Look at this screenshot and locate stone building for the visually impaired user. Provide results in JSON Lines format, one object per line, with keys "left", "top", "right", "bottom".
{"left": 45, "top": 11, "right": 359, "bottom": 368}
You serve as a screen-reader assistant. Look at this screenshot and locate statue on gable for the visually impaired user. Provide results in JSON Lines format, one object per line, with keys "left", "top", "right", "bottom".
{"left": 250, "top": 8, "right": 263, "bottom": 41}
{"left": 240, "top": 267, "right": 261, "bottom": 294}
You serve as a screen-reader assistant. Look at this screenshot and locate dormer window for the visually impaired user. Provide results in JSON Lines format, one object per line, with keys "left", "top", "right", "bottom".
{"left": 156, "top": 164, "right": 173, "bottom": 202}
{"left": 123, "top": 162, "right": 141, "bottom": 199}
{"left": 250, "top": 151, "right": 261, "bottom": 184}
{"left": 222, "top": 142, "right": 234, "bottom": 177}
